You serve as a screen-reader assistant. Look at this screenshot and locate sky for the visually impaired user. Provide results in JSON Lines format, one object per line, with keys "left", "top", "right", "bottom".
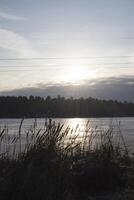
{"left": 0, "top": 0, "right": 134, "bottom": 101}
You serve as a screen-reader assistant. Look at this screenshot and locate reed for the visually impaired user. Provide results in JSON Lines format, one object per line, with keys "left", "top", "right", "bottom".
{"left": 0, "top": 118, "right": 133, "bottom": 200}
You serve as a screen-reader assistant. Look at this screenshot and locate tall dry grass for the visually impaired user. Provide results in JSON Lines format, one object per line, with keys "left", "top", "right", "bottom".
{"left": 0, "top": 118, "right": 133, "bottom": 200}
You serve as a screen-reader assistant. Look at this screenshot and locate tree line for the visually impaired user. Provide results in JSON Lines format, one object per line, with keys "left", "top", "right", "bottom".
{"left": 0, "top": 96, "right": 134, "bottom": 118}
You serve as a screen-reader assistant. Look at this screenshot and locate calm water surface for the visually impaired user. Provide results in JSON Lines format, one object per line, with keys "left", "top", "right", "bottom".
{"left": 0, "top": 117, "right": 134, "bottom": 150}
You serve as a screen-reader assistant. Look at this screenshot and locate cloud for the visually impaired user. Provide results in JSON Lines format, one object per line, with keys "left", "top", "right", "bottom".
{"left": 1, "top": 76, "right": 134, "bottom": 102}
{"left": 0, "top": 28, "right": 37, "bottom": 57}
{"left": 0, "top": 11, "right": 26, "bottom": 21}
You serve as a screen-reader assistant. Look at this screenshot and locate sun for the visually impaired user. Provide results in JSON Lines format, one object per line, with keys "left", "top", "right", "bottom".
{"left": 58, "top": 63, "right": 97, "bottom": 84}
{"left": 64, "top": 65, "right": 91, "bottom": 83}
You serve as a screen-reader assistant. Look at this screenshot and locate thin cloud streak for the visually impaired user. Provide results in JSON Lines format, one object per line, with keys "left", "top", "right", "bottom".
{"left": 0, "top": 28, "right": 37, "bottom": 57}
{"left": 0, "top": 11, "right": 26, "bottom": 21}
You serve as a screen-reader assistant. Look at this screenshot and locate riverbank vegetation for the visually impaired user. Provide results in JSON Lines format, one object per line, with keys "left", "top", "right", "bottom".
{"left": 0, "top": 119, "right": 134, "bottom": 199}
{"left": 0, "top": 96, "right": 134, "bottom": 118}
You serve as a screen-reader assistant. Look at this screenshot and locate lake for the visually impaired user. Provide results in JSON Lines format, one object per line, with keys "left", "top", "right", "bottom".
{"left": 0, "top": 117, "right": 134, "bottom": 152}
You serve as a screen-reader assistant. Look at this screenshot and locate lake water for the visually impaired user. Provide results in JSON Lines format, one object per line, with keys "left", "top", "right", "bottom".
{"left": 0, "top": 117, "right": 134, "bottom": 152}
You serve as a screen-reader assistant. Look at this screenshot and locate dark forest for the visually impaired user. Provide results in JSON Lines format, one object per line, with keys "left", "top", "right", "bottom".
{"left": 0, "top": 96, "right": 134, "bottom": 118}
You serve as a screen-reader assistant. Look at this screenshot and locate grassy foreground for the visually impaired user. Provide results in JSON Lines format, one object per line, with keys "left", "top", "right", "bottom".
{"left": 0, "top": 119, "right": 134, "bottom": 200}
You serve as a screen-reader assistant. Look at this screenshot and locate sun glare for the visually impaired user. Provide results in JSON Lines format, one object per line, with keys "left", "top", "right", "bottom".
{"left": 64, "top": 65, "right": 95, "bottom": 83}
{"left": 69, "top": 66, "right": 84, "bottom": 81}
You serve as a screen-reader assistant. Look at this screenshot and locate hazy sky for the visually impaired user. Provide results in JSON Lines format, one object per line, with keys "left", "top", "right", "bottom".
{"left": 0, "top": 0, "right": 134, "bottom": 100}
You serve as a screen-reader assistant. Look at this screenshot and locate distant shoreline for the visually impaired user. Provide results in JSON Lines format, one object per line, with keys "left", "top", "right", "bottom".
{"left": 0, "top": 115, "right": 134, "bottom": 119}
{"left": 1, "top": 96, "right": 134, "bottom": 118}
